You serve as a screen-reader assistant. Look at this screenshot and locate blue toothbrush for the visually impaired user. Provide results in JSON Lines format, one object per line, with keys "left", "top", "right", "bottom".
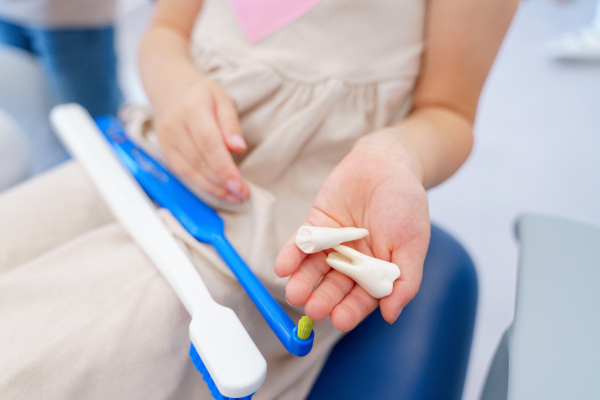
{"left": 95, "top": 115, "right": 315, "bottom": 358}
{"left": 52, "top": 104, "right": 314, "bottom": 400}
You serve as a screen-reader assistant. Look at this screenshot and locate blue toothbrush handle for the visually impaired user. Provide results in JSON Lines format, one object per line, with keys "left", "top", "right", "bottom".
{"left": 212, "top": 236, "right": 314, "bottom": 357}
{"left": 95, "top": 116, "right": 314, "bottom": 357}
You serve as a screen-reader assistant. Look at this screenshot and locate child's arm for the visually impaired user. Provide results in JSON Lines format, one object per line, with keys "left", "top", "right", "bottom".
{"left": 274, "top": 0, "right": 519, "bottom": 331}
{"left": 139, "top": 0, "right": 249, "bottom": 204}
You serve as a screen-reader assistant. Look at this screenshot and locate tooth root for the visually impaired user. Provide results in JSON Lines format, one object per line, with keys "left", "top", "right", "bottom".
{"left": 295, "top": 226, "right": 369, "bottom": 254}
{"left": 331, "top": 244, "right": 365, "bottom": 262}
{"left": 326, "top": 245, "right": 400, "bottom": 299}
{"left": 326, "top": 253, "right": 357, "bottom": 276}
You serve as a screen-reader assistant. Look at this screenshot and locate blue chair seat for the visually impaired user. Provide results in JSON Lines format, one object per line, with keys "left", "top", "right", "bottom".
{"left": 308, "top": 224, "right": 478, "bottom": 400}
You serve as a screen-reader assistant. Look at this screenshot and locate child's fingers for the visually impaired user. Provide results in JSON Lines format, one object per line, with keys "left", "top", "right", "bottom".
{"left": 212, "top": 86, "right": 246, "bottom": 153}
{"left": 163, "top": 146, "right": 237, "bottom": 202}
{"left": 303, "top": 269, "right": 355, "bottom": 322}
{"left": 379, "top": 255, "right": 423, "bottom": 324}
{"left": 157, "top": 118, "right": 242, "bottom": 203}
{"left": 275, "top": 213, "right": 343, "bottom": 278}
{"left": 156, "top": 119, "right": 231, "bottom": 199}
{"left": 379, "top": 279, "right": 420, "bottom": 324}
{"left": 155, "top": 110, "right": 233, "bottom": 198}
{"left": 161, "top": 122, "right": 232, "bottom": 199}
{"left": 330, "top": 285, "right": 378, "bottom": 332}
{"left": 186, "top": 107, "right": 249, "bottom": 199}
{"left": 274, "top": 231, "right": 308, "bottom": 277}
{"left": 284, "top": 252, "right": 330, "bottom": 307}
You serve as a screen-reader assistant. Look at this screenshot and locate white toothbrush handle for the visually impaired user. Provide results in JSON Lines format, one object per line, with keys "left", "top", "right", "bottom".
{"left": 51, "top": 104, "right": 206, "bottom": 315}
{"left": 50, "top": 104, "right": 266, "bottom": 398}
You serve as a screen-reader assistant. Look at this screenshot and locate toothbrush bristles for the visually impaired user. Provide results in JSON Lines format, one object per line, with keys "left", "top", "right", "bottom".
{"left": 189, "top": 344, "right": 255, "bottom": 400}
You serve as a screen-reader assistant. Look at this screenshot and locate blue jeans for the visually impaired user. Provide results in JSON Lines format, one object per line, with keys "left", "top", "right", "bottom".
{"left": 0, "top": 19, "right": 123, "bottom": 117}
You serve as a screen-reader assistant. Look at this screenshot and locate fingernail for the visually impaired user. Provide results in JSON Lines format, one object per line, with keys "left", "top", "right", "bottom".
{"left": 286, "top": 295, "right": 301, "bottom": 307}
{"left": 228, "top": 135, "right": 247, "bottom": 150}
{"left": 224, "top": 194, "right": 240, "bottom": 204}
{"left": 226, "top": 180, "right": 244, "bottom": 198}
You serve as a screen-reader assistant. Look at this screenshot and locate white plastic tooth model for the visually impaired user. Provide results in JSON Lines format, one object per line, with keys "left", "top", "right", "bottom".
{"left": 326, "top": 245, "right": 400, "bottom": 299}
{"left": 295, "top": 226, "right": 369, "bottom": 254}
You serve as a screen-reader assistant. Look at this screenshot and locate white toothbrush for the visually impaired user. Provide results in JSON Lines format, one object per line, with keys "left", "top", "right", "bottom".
{"left": 50, "top": 104, "right": 266, "bottom": 399}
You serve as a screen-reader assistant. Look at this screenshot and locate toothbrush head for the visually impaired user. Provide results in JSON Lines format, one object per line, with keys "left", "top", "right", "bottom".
{"left": 189, "top": 311, "right": 266, "bottom": 398}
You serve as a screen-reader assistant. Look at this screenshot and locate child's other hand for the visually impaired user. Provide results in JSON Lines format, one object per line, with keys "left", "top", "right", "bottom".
{"left": 154, "top": 70, "right": 249, "bottom": 204}
{"left": 274, "top": 129, "right": 430, "bottom": 331}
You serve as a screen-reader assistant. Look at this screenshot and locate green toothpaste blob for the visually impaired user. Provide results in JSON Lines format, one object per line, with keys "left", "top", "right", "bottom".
{"left": 297, "top": 316, "right": 314, "bottom": 340}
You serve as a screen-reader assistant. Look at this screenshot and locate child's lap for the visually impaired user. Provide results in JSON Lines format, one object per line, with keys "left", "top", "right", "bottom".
{"left": 0, "top": 221, "right": 209, "bottom": 399}
{"left": 0, "top": 215, "right": 337, "bottom": 400}
{"left": 0, "top": 160, "right": 113, "bottom": 273}
{"left": 0, "top": 159, "right": 342, "bottom": 399}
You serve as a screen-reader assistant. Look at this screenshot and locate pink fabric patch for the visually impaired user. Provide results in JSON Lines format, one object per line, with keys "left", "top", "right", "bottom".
{"left": 230, "top": 0, "right": 323, "bottom": 43}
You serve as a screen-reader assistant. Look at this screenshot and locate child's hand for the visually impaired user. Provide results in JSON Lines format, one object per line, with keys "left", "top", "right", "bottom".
{"left": 274, "top": 129, "right": 430, "bottom": 331}
{"left": 154, "top": 69, "right": 249, "bottom": 204}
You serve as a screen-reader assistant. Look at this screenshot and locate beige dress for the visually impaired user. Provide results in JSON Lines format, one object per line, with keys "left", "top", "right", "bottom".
{"left": 0, "top": 0, "right": 425, "bottom": 398}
